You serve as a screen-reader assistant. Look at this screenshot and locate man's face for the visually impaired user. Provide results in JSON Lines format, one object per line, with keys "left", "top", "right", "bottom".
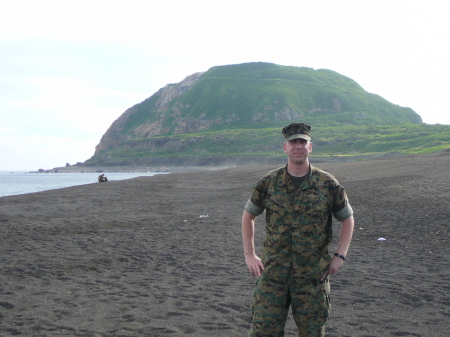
{"left": 283, "top": 138, "right": 313, "bottom": 163}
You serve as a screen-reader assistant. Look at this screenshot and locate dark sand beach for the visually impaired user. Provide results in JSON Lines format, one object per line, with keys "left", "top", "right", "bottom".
{"left": 1, "top": 150, "right": 449, "bottom": 336}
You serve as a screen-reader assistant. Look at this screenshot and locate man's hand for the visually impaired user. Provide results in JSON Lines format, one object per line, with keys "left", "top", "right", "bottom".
{"left": 321, "top": 255, "right": 344, "bottom": 281}
{"left": 245, "top": 254, "right": 265, "bottom": 277}
{"left": 321, "top": 216, "right": 354, "bottom": 281}
{"left": 242, "top": 210, "right": 264, "bottom": 277}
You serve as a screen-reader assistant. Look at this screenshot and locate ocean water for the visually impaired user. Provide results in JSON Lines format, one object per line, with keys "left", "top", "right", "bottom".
{"left": 0, "top": 171, "right": 169, "bottom": 198}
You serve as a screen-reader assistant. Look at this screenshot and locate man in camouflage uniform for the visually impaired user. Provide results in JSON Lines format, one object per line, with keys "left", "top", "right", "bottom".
{"left": 242, "top": 123, "right": 354, "bottom": 337}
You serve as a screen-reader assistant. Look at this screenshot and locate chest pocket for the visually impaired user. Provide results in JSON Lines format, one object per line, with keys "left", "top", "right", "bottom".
{"left": 263, "top": 196, "right": 294, "bottom": 235}
{"left": 297, "top": 187, "right": 332, "bottom": 220}
{"left": 264, "top": 197, "right": 289, "bottom": 216}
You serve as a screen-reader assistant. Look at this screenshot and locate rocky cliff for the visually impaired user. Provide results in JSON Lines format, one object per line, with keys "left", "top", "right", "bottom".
{"left": 95, "top": 72, "right": 204, "bottom": 152}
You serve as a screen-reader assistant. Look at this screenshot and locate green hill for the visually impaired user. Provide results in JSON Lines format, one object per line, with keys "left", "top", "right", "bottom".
{"left": 82, "top": 62, "right": 450, "bottom": 168}
{"left": 176, "top": 63, "right": 420, "bottom": 126}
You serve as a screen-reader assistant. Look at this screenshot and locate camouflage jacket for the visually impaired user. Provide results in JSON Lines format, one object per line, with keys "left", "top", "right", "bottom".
{"left": 245, "top": 165, "right": 353, "bottom": 277}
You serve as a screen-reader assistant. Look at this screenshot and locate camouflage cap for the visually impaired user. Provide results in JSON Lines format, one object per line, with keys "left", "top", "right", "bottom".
{"left": 282, "top": 123, "right": 312, "bottom": 141}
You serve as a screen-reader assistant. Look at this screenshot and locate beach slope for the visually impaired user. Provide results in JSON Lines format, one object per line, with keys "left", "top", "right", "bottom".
{"left": 1, "top": 151, "right": 449, "bottom": 336}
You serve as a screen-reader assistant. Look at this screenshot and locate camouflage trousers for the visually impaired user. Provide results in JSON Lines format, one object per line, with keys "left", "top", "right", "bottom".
{"left": 248, "top": 266, "right": 331, "bottom": 337}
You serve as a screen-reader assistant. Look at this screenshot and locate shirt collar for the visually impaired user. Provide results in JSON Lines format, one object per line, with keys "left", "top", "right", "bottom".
{"left": 278, "top": 165, "right": 317, "bottom": 191}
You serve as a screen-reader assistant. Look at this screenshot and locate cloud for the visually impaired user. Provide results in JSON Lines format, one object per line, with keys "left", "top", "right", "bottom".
{"left": 1, "top": 0, "right": 449, "bottom": 171}
{"left": 0, "top": 131, "right": 98, "bottom": 170}
{"left": 6, "top": 76, "right": 143, "bottom": 133}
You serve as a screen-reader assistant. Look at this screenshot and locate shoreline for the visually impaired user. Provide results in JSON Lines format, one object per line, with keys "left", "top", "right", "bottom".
{"left": 29, "top": 165, "right": 234, "bottom": 174}
{"left": 30, "top": 152, "right": 399, "bottom": 174}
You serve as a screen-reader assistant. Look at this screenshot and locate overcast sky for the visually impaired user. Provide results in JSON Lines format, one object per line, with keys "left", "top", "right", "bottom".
{"left": 1, "top": 0, "right": 449, "bottom": 170}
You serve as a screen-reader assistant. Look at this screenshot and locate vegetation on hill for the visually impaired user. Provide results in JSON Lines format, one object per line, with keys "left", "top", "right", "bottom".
{"left": 83, "top": 62, "right": 446, "bottom": 167}
{"left": 117, "top": 62, "right": 421, "bottom": 137}
{"left": 85, "top": 123, "right": 450, "bottom": 166}
{"left": 179, "top": 63, "right": 420, "bottom": 125}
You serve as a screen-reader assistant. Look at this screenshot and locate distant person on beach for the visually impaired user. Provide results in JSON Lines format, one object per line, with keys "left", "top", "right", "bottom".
{"left": 98, "top": 174, "right": 108, "bottom": 183}
{"left": 241, "top": 123, "right": 355, "bottom": 336}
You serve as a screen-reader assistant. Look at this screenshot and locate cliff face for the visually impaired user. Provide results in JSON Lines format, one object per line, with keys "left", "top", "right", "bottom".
{"left": 95, "top": 72, "right": 204, "bottom": 152}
